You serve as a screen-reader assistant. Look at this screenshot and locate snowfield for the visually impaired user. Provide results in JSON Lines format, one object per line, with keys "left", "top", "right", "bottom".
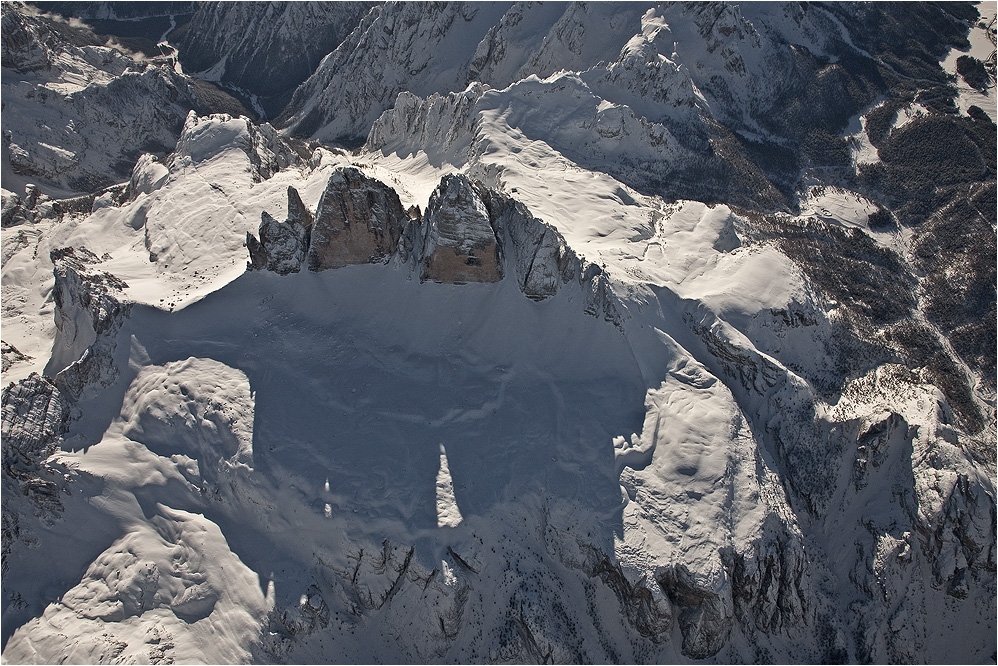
{"left": 2, "top": 1, "right": 995, "bottom": 664}
{"left": 3, "top": 104, "right": 993, "bottom": 663}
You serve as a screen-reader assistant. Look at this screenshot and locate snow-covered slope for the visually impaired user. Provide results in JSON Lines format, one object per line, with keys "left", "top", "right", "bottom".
{"left": 279, "top": 2, "right": 513, "bottom": 144}
{"left": 3, "top": 108, "right": 995, "bottom": 663}
{"left": 282, "top": 1, "right": 883, "bottom": 209}
{"left": 1, "top": 2, "right": 249, "bottom": 197}
{"left": 2, "top": 1, "right": 995, "bottom": 664}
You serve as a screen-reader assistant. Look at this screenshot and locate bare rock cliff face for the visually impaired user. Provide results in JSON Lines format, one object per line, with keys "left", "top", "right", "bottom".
{"left": 246, "top": 170, "right": 619, "bottom": 321}
{"left": 176, "top": 1, "right": 375, "bottom": 117}
{"left": 1, "top": 374, "right": 71, "bottom": 576}
{"left": 476, "top": 185, "right": 581, "bottom": 301}
{"left": 307, "top": 168, "right": 408, "bottom": 271}
{"left": 247, "top": 187, "right": 313, "bottom": 275}
{"left": 46, "top": 247, "right": 129, "bottom": 403}
{"left": 417, "top": 174, "right": 503, "bottom": 284}
{"left": 1, "top": 375, "right": 69, "bottom": 495}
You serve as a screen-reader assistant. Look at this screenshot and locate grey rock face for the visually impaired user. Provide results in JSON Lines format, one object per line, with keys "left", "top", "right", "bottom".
{"left": 1, "top": 190, "right": 32, "bottom": 229}
{"left": 50, "top": 247, "right": 127, "bottom": 338}
{"left": 724, "top": 527, "right": 809, "bottom": 635}
{"left": 853, "top": 413, "right": 910, "bottom": 490}
{"left": 581, "top": 263, "right": 622, "bottom": 328}
{"left": 590, "top": 554, "right": 672, "bottom": 643}
{"left": 366, "top": 86, "right": 484, "bottom": 161}
{"left": 923, "top": 471, "right": 997, "bottom": 597}
{"left": 172, "top": 112, "right": 305, "bottom": 184}
{"left": 258, "top": 211, "right": 306, "bottom": 275}
{"left": 247, "top": 187, "right": 313, "bottom": 275}
{"left": 47, "top": 247, "right": 129, "bottom": 401}
{"left": 413, "top": 174, "right": 589, "bottom": 298}
{"left": 177, "top": 2, "right": 374, "bottom": 117}
{"left": 657, "top": 564, "right": 730, "bottom": 659}
{"left": 1, "top": 374, "right": 69, "bottom": 477}
{"left": 418, "top": 174, "right": 502, "bottom": 284}
{"left": 307, "top": 168, "right": 408, "bottom": 272}
{"left": 477, "top": 186, "right": 580, "bottom": 300}
{"left": 1, "top": 342, "right": 31, "bottom": 375}
{"left": 286, "top": 185, "right": 314, "bottom": 230}
{"left": 1, "top": 373, "right": 71, "bottom": 571}
{"left": 279, "top": 2, "right": 497, "bottom": 143}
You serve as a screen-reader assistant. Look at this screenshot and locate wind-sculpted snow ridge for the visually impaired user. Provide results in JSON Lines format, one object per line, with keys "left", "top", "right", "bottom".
{"left": 367, "top": 72, "right": 786, "bottom": 210}
{"left": 173, "top": 110, "right": 306, "bottom": 184}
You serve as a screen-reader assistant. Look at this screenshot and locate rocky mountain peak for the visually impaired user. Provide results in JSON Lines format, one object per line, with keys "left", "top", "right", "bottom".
{"left": 287, "top": 185, "right": 314, "bottom": 230}
{"left": 307, "top": 167, "right": 409, "bottom": 271}
{"left": 47, "top": 246, "right": 129, "bottom": 401}
{"left": 418, "top": 173, "right": 501, "bottom": 284}
{"left": 246, "top": 185, "right": 313, "bottom": 275}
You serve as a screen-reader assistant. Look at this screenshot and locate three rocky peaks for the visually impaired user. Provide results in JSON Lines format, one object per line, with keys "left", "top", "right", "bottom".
{"left": 247, "top": 169, "right": 605, "bottom": 307}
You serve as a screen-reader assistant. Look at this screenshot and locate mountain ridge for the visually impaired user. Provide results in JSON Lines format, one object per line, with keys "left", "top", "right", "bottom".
{"left": 1, "top": 1, "right": 995, "bottom": 663}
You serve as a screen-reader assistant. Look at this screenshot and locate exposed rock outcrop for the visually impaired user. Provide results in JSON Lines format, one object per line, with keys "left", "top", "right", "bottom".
{"left": 589, "top": 554, "right": 672, "bottom": 643}
{"left": 412, "top": 174, "right": 594, "bottom": 301}
{"left": 853, "top": 413, "right": 911, "bottom": 490}
{"left": 1, "top": 342, "right": 31, "bottom": 374}
{"left": 417, "top": 174, "right": 502, "bottom": 284}
{"left": 1, "top": 374, "right": 69, "bottom": 487}
{"left": 920, "top": 469, "right": 997, "bottom": 598}
{"left": 247, "top": 170, "right": 623, "bottom": 325}
{"left": 723, "top": 525, "right": 809, "bottom": 636}
{"left": 247, "top": 187, "right": 313, "bottom": 275}
{"left": 2, "top": 8, "right": 256, "bottom": 195}
{"left": 476, "top": 185, "right": 580, "bottom": 300}
{"left": 47, "top": 247, "right": 129, "bottom": 401}
{"left": 307, "top": 168, "right": 408, "bottom": 271}
{"left": 657, "top": 564, "right": 730, "bottom": 659}
{"left": 1, "top": 186, "right": 40, "bottom": 229}
{"left": 1, "top": 373, "right": 71, "bottom": 572}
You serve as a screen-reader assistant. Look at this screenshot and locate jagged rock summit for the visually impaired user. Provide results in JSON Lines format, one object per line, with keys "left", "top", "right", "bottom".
{"left": 247, "top": 187, "right": 314, "bottom": 275}
{"left": 308, "top": 167, "right": 408, "bottom": 271}
{"left": 247, "top": 168, "right": 590, "bottom": 305}
{"left": 418, "top": 174, "right": 502, "bottom": 284}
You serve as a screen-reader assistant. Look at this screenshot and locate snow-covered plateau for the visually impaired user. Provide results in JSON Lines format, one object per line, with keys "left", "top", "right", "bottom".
{"left": 2, "top": 1, "right": 996, "bottom": 664}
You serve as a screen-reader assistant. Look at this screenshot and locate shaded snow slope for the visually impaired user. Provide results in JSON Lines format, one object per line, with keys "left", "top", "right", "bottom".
{"left": 175, "top": 1, "right": 375, "bottom": 118}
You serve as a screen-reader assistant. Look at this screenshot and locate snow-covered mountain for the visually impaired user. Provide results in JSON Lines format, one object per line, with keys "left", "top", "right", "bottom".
{"left": 174, "top": 1, "right": 375, "bottom": 118}
{"left": 1, "top": 1, "right": 252, "bottom": 197}
{"left": 2, "top": 1, "right": 996, "bottom": 664}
